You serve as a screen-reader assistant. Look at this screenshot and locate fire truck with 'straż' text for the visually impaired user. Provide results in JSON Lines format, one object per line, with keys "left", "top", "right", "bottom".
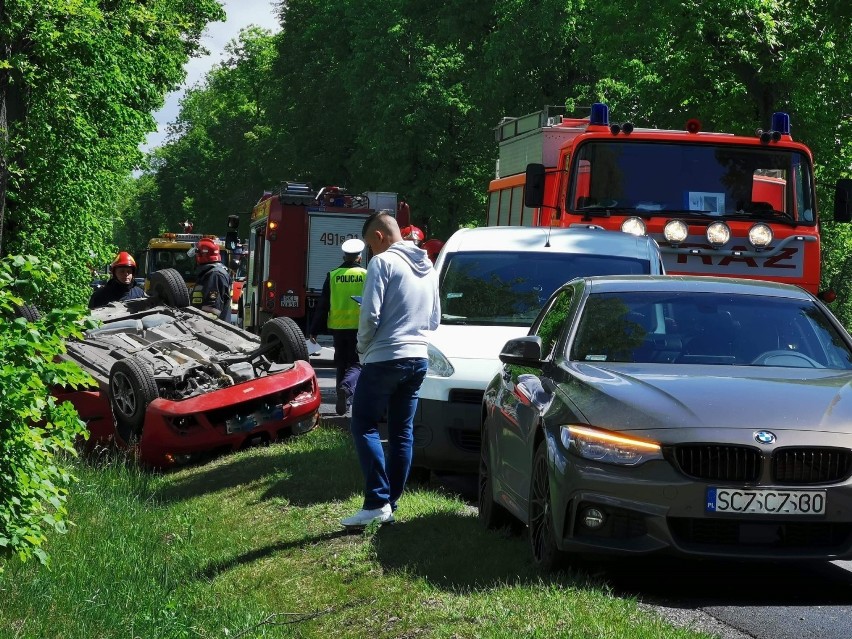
{"left": 488, "top": 102, "right": 852, "bottom": 296}
{"left": 242, "top": 183, "right": 408, "bottom": 333}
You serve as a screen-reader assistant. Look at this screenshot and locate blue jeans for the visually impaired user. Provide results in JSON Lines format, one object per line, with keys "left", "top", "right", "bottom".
{"left": 350, "top": 357, "right": 428, "bottom": 510}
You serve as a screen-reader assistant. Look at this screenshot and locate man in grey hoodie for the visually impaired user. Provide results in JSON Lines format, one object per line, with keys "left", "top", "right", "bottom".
{"left": 340, "top": 211, "right": 440, "bottom": 528}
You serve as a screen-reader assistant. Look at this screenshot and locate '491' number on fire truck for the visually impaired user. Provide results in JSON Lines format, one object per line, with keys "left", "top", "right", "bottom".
{"left": 319, "top": 232, "right": 358, "bottom": 246}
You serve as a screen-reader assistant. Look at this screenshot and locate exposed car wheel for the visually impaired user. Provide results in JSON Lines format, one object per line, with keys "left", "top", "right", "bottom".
{"left": 109, "top": 357, "right": 158, "bottom": 445}
{"left": 13, "top": 304, "right": 41, "bottom": 322}
{"left": 260, "top": 317, "right": 309, "bottom": 363}
{"left": 149, "top": 268, "right": 190, "bottom": 307}
{"left": 529, "top": 439, "right": 564, "bottom": 571}
{"left": 479, "top": 425, "right": 517, "bottom": 531}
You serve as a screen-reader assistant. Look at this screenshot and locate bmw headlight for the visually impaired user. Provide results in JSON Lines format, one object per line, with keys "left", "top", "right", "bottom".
{"left": 621, "top": 216, "right": 646, "bottom": 236}
{"left": 560, "top": 425, "right": 662, "bottom": 466}
{"left": 427, "top": 343, "right": 454, "bottom": 377}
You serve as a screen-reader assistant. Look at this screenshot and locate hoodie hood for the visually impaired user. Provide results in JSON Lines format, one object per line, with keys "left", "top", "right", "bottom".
{"left": 384, "top": 241, "right": 433, "bottom": 276}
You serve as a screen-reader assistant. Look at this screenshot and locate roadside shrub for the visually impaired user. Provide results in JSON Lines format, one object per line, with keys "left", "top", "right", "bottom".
{"left": 0, "top": 255, "right": 94, "bottom": 572}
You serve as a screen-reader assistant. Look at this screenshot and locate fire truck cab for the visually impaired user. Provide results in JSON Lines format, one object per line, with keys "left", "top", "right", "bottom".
{"left": 488, "top": 103, "right": 852, "bottom": 295}
{"left": 243, "top": 182, "right": 399, "bottom": 333}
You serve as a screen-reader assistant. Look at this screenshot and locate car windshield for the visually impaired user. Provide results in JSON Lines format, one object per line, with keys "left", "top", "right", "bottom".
{"left": 439, "top": 251, "right": 649, "bottom": 326}
{"left": 568, "top": 141, "right": 815, "bottom": 224}
{"left": 569, "top": 290, "right": 852, "bottom": 369}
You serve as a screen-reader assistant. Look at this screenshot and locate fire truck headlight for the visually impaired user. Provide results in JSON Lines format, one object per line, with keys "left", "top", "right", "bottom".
{"left": 748, "top": 223, "right": 773, "bottom": 249}
{"left": 663, "top": 220, "right": 689, "bottom": 244}
{"left": 621, "top": 217, "right": 646, "bottom": 236}
{"left": 706, "top": 222, "right": 731, "bottom": 247}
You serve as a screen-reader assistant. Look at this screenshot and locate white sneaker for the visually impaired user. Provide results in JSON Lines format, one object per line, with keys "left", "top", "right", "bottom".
{"left": 340, "top": 504, "right": 394, "bottom": 528}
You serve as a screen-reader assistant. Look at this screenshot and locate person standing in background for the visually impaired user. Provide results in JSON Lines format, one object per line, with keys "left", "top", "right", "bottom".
{"left": 341, "top": 212, "right": 440, "bottom": 529}
{"left": 309, "top": 238, "right": 367, "bottom": 415}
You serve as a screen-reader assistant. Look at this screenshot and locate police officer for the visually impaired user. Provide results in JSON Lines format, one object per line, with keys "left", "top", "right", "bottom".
{"left": 310, "top": 238, "right": 367, "bottom": 415}
{"left": 88, "top": 252, "right": 145, "bottom": 309}
{"left": 190, "top": 237, "right": 232, "bottom": 322}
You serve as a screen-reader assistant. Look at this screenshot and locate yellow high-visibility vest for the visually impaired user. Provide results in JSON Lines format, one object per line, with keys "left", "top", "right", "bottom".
{"left": 328, "top": 265, "right": 366, "bottom": 329}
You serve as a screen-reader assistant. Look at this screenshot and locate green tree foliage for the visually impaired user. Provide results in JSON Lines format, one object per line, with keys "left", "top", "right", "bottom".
{"left": 0, "top": 255, "right": 93, "bottom": 571}
{"left": 138, "top": 27, "right": 278, "bottom": 240}
{"left": 0, "top": 0, "right": 224, "bottom": 307}
{"left": 271, "top": 0, "right": 496, "bottom": 237}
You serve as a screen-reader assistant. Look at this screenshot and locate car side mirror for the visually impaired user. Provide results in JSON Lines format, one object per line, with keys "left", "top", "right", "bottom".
{"left": 834, "top": 179, "right": 852, "bottom": 223}
{"left": 499, "top": 335, "right": 544, "bottom": 366}
{"left": 524, "top": 163, "right": 546, "bottom": 208}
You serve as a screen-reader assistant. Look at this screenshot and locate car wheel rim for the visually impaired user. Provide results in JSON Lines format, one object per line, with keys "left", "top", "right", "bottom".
{"left": 112, "top": 371, "right": 136, "bottom": 417}
{"left": 530, "top": 451, "right": 552, "bottom": 562}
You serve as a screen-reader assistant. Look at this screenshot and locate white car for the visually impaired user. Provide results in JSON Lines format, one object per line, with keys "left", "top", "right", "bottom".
{"left": 412, "top": 225, "right": 665, "bottom": 473}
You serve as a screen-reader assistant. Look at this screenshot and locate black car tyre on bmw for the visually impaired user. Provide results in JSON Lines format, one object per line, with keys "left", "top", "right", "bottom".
{"left": 149, "top": 268, "right": 190, "bottom": 307}
{"left": 529, "top": 439, "right": 564, "bottom": 571}
{"left": 109, "top": 356, "right": 158, "bottom": 445}
{"left": 479, "top": 423, "right": 519, "bottom": 531}
{"left": 261, "top": 317, "right": 309, "bottom": 363}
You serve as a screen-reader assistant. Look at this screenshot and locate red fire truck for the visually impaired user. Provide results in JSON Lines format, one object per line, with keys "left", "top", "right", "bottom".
{"left": 487, "top": 103, "right": 852, "bottom": 295}
{"left": 242, "top": 182, "right": 401, "bottom": 333}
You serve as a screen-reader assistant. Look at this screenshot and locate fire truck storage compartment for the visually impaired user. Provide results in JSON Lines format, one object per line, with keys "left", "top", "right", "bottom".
{"left": 306, "top": 212, "right": 370, "bottom": 292}
{"left": 495, "top": 112, "right": 583, "bottom": 177}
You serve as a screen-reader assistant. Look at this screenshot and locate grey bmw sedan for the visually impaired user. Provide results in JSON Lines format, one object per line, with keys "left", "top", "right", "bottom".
{"left": 480, "top": 275, "right": 852, "bottom": 569}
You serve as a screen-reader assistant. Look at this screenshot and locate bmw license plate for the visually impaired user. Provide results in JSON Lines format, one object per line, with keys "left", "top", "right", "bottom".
{"left": 706, "top": 488, "right": 826, "bottom": 515}
{"left": 281, "top": 295, "right": 299, "bottom": 308}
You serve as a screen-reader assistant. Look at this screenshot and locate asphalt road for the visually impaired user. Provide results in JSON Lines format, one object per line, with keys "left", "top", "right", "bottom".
{"left": 309, "top": 355, "right": 852, "bottom": 639}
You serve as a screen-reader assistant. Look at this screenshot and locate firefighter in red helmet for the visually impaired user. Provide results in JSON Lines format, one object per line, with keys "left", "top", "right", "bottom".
{"left": 189, "top": 237, "right": 232, "bottom": 322}
{"left": 88, "top": 251, "right": 145, "bottom": 309}
{"left": 400, "top": 225, "right": 425, "bottom": 247}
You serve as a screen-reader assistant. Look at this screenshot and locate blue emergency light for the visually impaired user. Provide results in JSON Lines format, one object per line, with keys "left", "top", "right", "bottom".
{"left": 771, "top": 112, "right": 790, "bottom": 135}
{"left": 590, "top": 103, "right": 610, "bottom": 126}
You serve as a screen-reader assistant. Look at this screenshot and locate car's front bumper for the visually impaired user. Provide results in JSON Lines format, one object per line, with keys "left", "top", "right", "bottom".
{"left": 407, "top": 359, "right": 498, "bottom": 473}
{"left": 548, "top": 436, "right": 852, "bottom": 560}
{"left": 410, "top": 395, "right": 482, "bottom": 473}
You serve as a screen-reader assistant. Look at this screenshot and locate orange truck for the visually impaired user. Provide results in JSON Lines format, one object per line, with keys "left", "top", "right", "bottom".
{"left": 488, "top": 103, "right": 852, "bottom": 295}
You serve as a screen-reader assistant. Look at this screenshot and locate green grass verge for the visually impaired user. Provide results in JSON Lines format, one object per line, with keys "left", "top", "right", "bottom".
{"left": 0, "top": 426, "right": 715, "bottom": 639}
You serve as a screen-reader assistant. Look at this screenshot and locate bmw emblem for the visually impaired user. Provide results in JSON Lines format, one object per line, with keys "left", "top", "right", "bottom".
{"left": 754, "top": 430, "right": 776, "bottom": 445}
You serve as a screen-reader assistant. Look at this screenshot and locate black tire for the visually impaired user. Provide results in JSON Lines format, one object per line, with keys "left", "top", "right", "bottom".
{"left": 260, "top": 317, "right": 309, "bottom": 363}
{"left": 13, "top": 304, "right": 41, "bottom": 322}
{"left": 149, "top": 268, "right": 190, "bottom": 308}
{"left": 529, "top": 439, "right": 564, "bottom": 572}
{"left": 479, "top": 423, "right": 518, "bottom": 530}
{"left": 109, "top": 357, "right": 158, "bottom": 445}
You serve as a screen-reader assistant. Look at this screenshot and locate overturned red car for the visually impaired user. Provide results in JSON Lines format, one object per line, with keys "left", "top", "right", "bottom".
{"left": 56, "top": 268, "right": 320, "bottom": 468}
